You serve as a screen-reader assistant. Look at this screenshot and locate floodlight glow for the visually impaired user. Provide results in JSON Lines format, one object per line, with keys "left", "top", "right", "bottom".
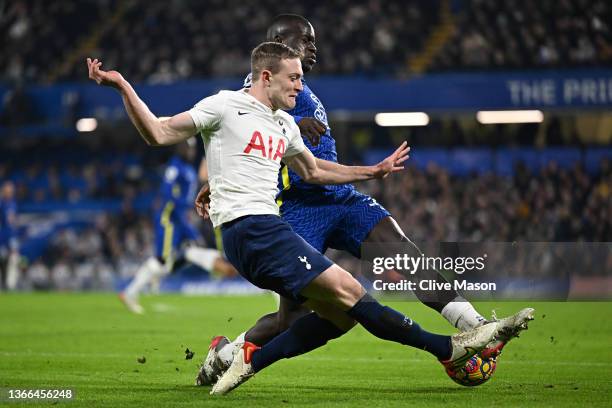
{"left": 476, "top": 110, "right": 544, "bottom": 124}
{"left": 76, "top": 118, "right": 98, "bottom": 132}
{"left": 375, "top": 112, "right": 430, "bottom": 127}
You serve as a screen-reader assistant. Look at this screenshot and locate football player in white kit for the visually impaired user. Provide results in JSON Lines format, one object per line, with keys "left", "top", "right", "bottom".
{"left": 86, "top": 43, "right": 532, "bottom": 396}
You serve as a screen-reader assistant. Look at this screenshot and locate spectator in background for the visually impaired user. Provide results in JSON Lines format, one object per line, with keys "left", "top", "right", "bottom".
{"left": 0, "top": 181, "right": 20, "bottom": 290}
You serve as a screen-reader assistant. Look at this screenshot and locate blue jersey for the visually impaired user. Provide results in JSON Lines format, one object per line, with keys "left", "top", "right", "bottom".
{"left": 159, "top": 156, "right": 198, "bottom": 211}
{"left": 0, "top": 197, "right": 17, "bottom": 249}
{"left": 242, "top": 74, "right": 389, "bottom": 259}
{"left": 243, "top": 74, "right": 354, "bottom": 197}
{"left": 154, "top": 157, "right": 200, "bottom": 261}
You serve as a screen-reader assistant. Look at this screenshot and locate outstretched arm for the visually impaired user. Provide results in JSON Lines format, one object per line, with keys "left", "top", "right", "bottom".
{"left": 87, "top": 58, "right": 196, "bottom": 146}
{"left": 284, "top": 141, "right": 410, "bottom": 185}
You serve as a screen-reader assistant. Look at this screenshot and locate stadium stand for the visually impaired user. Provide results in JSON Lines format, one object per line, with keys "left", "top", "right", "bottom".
{"left": 0, "top": 1, "right": 609, "bottom": 291}
{"left": 431, "top": 0, "right": 612, "bottom": 71}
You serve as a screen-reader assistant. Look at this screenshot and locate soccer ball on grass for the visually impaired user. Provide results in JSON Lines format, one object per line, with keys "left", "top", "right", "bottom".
{"left": 445, "top": 355, "right": 497, "bottom": 386}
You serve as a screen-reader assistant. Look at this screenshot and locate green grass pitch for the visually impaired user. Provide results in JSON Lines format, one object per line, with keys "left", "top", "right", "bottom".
{"left": 0, "top": 294, "right": 610, "bottom": 407}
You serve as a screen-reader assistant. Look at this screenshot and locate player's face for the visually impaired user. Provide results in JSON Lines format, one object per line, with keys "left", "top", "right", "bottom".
{"left": 1, "top": 182, "right": 14, "bottom": 199}
{"left": 268, "top": 58, "right": 303, "bottom": 110}
{"left": 282, "top": 23, "right": 317, "bottom": 73}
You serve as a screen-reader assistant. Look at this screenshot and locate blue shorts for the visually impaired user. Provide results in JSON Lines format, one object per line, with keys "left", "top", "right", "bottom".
{"left": 221, "top": 215, "right": 333, "bottom": 302}
{"left": 279, "top": 189, "right": 390, "bottom": 258}
{"left": 154, "top": 201, "right": 200, "bottom": 261}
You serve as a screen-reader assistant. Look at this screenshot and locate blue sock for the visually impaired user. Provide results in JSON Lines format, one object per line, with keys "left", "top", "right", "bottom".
{"left": 347, "top": 294, "right": 451, "bottom": 360}
{"left": 251, "top": 312, "right": 345, "bottom": 372}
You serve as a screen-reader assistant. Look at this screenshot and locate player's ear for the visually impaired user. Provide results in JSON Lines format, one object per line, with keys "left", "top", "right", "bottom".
{"left": 262, "top": 70, "right": 272, "bottom": 86}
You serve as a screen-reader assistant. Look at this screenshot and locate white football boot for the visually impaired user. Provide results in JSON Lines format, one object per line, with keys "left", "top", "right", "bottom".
{"left": 118, "top": 292, "right": 144, "bottom": 315}
{"left": 210, "top": 341, "right": 260, "bottom": 395}
{"left": 479, "top": 307, "right": 535, "bottom": 359}
{"left": 195, "top": 336, "right": 231, "bottom": 386}
{"left": 441, "top": 322, "right": 499, "bottom": 370}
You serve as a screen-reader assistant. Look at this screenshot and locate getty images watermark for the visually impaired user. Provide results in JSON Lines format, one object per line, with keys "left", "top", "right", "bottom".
{"left": 370, "top": 253, "right": 497, "bottom": 292}
{"left": 362, "top": 242, "right": 611, "bottom": 301}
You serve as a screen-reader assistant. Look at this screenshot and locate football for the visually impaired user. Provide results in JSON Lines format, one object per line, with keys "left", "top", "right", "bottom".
{"left": 445, "top": 355, "right": 497, "bottom": 387}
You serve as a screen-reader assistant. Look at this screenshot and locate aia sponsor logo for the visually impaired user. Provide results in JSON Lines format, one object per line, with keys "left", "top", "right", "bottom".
{"left": 243, "top": 131, "right": 285, "bottom": 162}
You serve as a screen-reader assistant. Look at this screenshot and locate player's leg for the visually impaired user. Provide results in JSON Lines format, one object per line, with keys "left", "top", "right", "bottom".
{"left": 363, "top": 216, "right": 487, "bottom": 331}
{"left": 212, "top": 265, "right": 504, "bottom": 395}
{"left": 196, "top": 296, "right": 310, "bottom": 386}
{"left": 179, "top": 245, "right": 238, "bottom": 278}
{"left": 244, "top": 296, "right": 310, "bottom": 345}
{"left": 211, "top": 298, "right": 355, "bottom": 395}
{"left": 362, "top": 216, "right": 535, "bottom": 358}
{"left": 119, "top": 256, "right": 166, "bottom": 314}
{"left": 244, "top": 298, "right": 355, "bottom": 373}
{"left": 217, "top": 198, "right": 333, "bottom": 346}
{"left": 170, "top": 213, "right": 239, "bottom": 279}
{"left": 196, "top": 214, "right": 317, "bottom": 385}
{"left": 326, "top": 190, "right": 487, "bottom": 332}
{"left": 6, "top": 250, "right": 20, "bottom": 290}
{"left": 119, "top": 210, "right": 173, "bottom": 313}
{"left": 299, "top": 264, "right": 457, "bottom": 360}
{"left": 211, "top": 215, "right": 531, "bottom": 395}
{"left": 197, "top": 208, "right": 320, "bottom": 385}
{"left": 298, "top": 265, "right": 527, "bottom": 369}
{"left": 0, "top": 248, "right": 7, "bottom": 291}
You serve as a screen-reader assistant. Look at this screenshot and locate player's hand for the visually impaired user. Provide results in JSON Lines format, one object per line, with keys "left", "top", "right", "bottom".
{"left": 297, "top": 117, "right": 326, "bottom": 146}
{"left": 87, "top": 58, "right": 125, "bottom": 89}
{"left": 195, "top": 184, "right": 211, "bottom": 220}
{"left": 373, "top": 141, "right": 410, "bottom": 179}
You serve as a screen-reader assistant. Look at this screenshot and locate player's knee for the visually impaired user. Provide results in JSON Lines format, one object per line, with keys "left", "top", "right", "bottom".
{"left": 278, "top": 308, "right": 310, "bottom": 333}
{"left": 334, "top": 272, "right": 366, "bottom": 308}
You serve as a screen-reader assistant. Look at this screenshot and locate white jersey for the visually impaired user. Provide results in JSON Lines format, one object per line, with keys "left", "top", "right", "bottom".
{"left": 188, "top": 90, "right": 306, "bottom": 227}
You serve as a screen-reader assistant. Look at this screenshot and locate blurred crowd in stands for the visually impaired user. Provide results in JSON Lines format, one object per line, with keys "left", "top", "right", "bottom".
{"left": 1, "top": 0, "right": 610, "bottom": 290}
{"left": 367, "top": 160, "right": 610, "bottom": 243}
{"left": 1, "top": 0, "right": 438, "bottom": 83}
{"left": 9, "top": 153, "right": 611, "bottom": 291}
{"left": 1, "top": 0, "right": 114, "bottom": 84}
{"left": 0, "top": 137, "right": 168, "bottom": 203}
{"left": 2, "top": 0, "right": 610, "bottom": 84}
{"left": 433, "top": 0, "right": 612, "bottom": 71}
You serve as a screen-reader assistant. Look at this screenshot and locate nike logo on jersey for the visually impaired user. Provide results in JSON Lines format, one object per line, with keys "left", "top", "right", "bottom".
{"left": 238, "top": 111, "right": 250, "bottom": 116}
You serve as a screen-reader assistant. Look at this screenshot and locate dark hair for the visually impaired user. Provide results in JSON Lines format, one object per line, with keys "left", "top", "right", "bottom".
{"left": 251, "top": 42, "right": 300, "bottom": 81}
{"left": 266, "top": 14, "right": 311, "bottom": 41}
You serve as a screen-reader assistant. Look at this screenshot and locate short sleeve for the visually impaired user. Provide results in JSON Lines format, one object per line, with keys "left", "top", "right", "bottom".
{"left": 188, "top": 92, "right": 227, "bottom": 131}
{"left": 284, "top": 120, "right": 306, "bottom": 157}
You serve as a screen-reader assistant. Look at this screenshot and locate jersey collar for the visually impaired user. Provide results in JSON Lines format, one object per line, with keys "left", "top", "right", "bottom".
{"left": 241, "top": 89, "right": 281, "bottom": 115}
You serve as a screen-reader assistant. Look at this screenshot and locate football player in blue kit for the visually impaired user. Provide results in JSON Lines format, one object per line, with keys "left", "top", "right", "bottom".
{"left": 195, "top": 15, "right": 531, "bottom": 386}
{"left": 87, "top": 41, "right": 532, "bottom": 395}
{"left": 120, "top": 139, "right": 236, "bottom": 314}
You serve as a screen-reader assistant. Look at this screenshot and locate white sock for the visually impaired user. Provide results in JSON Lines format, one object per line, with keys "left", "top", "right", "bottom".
{"left": 218, "top": 332, "right": 245, "bottom": 367}
{"left": 125, "top": 257, "right": 167, "bottom": 298}
{"left": 184, "top": 246, "right": 219, "bottom": 272}
{"left": 441, "top": 297, "right": 487, "bottom": 331}
{"left": 6, "top": 252, "right": 19, "bottom": 290}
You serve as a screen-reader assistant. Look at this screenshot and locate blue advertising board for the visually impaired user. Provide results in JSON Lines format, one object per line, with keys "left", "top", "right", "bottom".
{"left": 1, "top": 69, "right": 611, "bottom": 127}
